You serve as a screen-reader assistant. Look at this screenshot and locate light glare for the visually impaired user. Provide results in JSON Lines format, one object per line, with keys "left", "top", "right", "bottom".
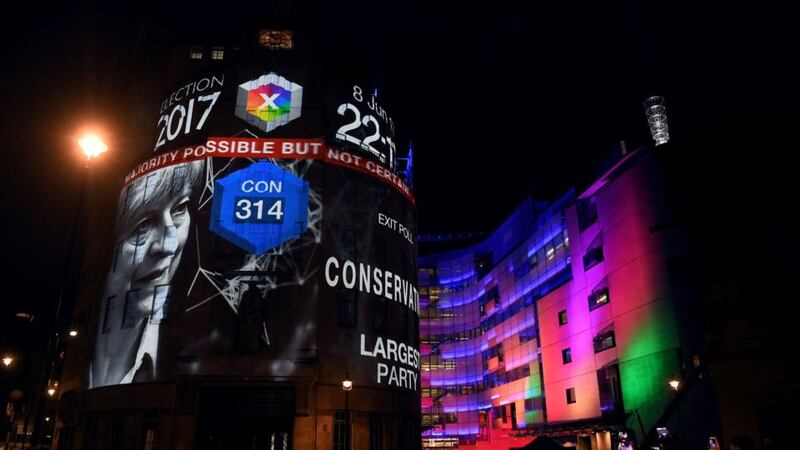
{"left": 78, "top": 134, "right": 108, "bottom": 159}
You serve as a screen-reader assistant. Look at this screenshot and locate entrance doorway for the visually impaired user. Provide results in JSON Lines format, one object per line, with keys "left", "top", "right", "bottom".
{"left": 197, "top": 386, "right": 294, "bottom": 450}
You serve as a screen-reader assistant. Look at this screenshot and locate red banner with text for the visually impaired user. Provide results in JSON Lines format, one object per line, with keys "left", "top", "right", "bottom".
{"left": 124, "top": 137, "right": 414, "bottom": 205}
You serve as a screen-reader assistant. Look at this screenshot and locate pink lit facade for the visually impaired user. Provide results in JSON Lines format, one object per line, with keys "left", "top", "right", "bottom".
{"left": 421, "top": 149, "right": 685, "bottom": 449}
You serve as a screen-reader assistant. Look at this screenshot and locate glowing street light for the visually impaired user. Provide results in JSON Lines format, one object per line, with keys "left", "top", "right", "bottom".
{"left": 668, "top": 377, "right": 681, "bottom": 391}
{"left": 342, "top": 376, "right": 353, "bottom": 392}
{"left": 47, "top": 388, "right": 56, "bottom": 397}
{"left": 68, "top": 329, "right": 79, "bottom": 337}
{"left": 2, "top": 356, "right": 13, "bottom": 367}
{"left": 78, "top": 134, "right": 108, "bottom": 160}
{"left": 342, "top": 369, "right": 353, "bottom": 448}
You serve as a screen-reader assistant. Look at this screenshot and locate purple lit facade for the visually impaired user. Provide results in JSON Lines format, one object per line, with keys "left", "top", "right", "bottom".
{"left": 420, "top": 148, "right": 708, "bottom": 449}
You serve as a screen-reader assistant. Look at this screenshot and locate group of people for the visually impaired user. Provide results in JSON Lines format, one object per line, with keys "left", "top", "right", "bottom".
{"left": 616, "top": 430, "right": 755, "bottom": 450}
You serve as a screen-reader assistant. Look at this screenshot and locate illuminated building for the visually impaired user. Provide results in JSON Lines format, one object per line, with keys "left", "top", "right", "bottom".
{"left": 54, "top": 25, "right": 419, "bottom": 450}
{"left": 420, "top": 145, "right": 716, "bottom": 450}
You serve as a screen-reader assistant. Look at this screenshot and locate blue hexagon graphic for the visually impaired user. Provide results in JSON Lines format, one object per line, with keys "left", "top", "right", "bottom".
{"left": 210, "top": 161, "right": 309, "bottom": 254}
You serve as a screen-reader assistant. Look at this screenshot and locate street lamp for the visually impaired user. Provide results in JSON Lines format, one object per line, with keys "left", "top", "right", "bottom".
{"left": 342, "top": 371, "right": 353, "bottom": 449}
{"left": 668, "top": 375, "right": 684, "bottom": 446}
{"left": 341, "top": 376, "right": 353, "bottom": 392}
{"left": 78, "top": 133, "right": 108, "bottom": 161}
{"left": 2, "top": 356, "right": 12, "bottom": 367}
{"left": 27, "top": 132, "right": 109, "bottom": 447}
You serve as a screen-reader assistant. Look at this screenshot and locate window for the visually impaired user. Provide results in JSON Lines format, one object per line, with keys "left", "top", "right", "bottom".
{"left": 122, "top": 290, "right": 141, "bottom": 329}
{"left": 106, "top": 414, "right": 124, "bottom": 450}
{"left": 102, "top": 296, "right": 117, "bottom": 333}
{"left": 373, "top": 297, "right": 387, "bottom": 332}
{"left": 496, "top": 405, "right": 508, "bottom": 423}
{"left": 558, "top": 309, "right": 568, "bottom": 326}
{"left": 341, "top": 230, "right": 356, "bottom": 260}
{"left": 163, "top": 225, "right": 178, "bottom": 254}
{"left": 577, "top": 197, "right": 598, "bottom": 231}
{"left": 524, "top": 397, "right": 542, "bottom": 412}
{"left": 112, "top": 241, "right": 124, "bottom": 272}
{"left": 211, "top": 46, "right": 224, "bottom": 60}
{"left": 519, "top": 327, "right": 536, "bottom": 343}
{"left": 597, "top": 364, "right": 623, "bottom": 415}
{"left": 476, "top": 253, "right": 492, "bottom": 277}
{"left": 140, "top": 410, "right": 158, "bottom": 450}
{"left": 333, "top": 410, "right": 351, "bottom": 450}
{"left": 337, "top": 290, "right": 357, "bottom": 327}
{"left": 150, "top": 285, "right": 170, "bottom": 322}
{"left": 401, "top": 305, "right": 409, "bottom": 341}
{"left": 562, "top": 348, "right": 572, "bottom": 364}
{"left": 370, "top": 413, "right": 383, "bottom": 450}
{"left": 123, "top": 184, "right": 134, "bottom": 213}
{"left": 566, "top": 388, "right": 577, "bottom": 404}
{"left": 143, "top": 173, "right": 159, "bottom": 203}
{"left": 588, "top": 279, "right": 610, "bottom": 311}
{"left": 189, "top": 46, "right": 203, "bottom": 60}
{"left": 259, "top": 30, "right": 294, "bottom": 50}
{"left": 593, "top": 329, "right": 616, "bottom": 353}
{"left": 133, "top": 238, "right": 147, "bottom": 264}
{"left": 583, "top": 235, "right": 604, "bottom": 270}
{"left": 171, "top": 165, "right": 187, "bottom": 194}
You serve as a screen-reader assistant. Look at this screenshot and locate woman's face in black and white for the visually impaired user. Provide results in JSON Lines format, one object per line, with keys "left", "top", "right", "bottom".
{"left": 112, "top": 167, "right": 194, "bottom": 316}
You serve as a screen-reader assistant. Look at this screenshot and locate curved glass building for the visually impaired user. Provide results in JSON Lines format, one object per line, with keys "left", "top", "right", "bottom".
{"left": 420, "top": 148, "right": 702, "bottom": 450}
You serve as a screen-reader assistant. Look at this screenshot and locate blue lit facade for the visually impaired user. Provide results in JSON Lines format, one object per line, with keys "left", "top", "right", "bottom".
{"left": 420, "top": 193, "right": 574, "bottom": 446}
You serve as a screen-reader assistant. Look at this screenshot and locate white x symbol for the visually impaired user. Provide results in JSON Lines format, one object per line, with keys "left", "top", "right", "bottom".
{"left": 258, "top": 92, "right": 280, "bottom": 110}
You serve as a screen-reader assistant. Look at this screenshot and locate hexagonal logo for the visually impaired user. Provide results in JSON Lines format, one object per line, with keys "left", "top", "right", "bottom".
{"left": 235, "top": 73, "right": 303, "bottom": 134}
{"left": 210, "top": 161, "right": 309, "bottom": 254}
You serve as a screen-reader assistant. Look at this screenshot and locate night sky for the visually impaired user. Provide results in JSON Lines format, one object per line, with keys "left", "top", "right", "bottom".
{"left": 1, "top": 1, "right": 798, "bottom": 333}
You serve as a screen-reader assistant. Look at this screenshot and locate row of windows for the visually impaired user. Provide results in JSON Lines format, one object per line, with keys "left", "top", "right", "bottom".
{"left": 519, "top": 326, "right": 537, "bottom": 344}
{"left": 483, "top": 364, "right": 530, "bottom": 388}
{"left": 421, "top": 327, "right": 482, "bottom": 348}
{"left": 421, "top": 384, "right": 481, "bottom": 399}
{"left": 479, "top": 292, "right": 533, "bottom": 332}
{"left": 482, "top": 343, "right": 504, "bottom": 365}
{"left": 556, "top": 277, "right": 611, "bottom": 328}
{"left": 338, "top": 289, "right": 412, "bottom": 338}
{"left": 102, "top": 287, "right": 170, "bottom": 333}
{"left": 421, "top": 381, "right": 487, "bottom": 399}
{"left": 189, "top": 46, "right": 225, "bottom": 60}
{"left": 560, "top": 330, "right": 617, "bottom": 365}
{"left": 577, "top": 197, "right": 599, "bottom": 231}
{"left": 420, "top": 360, "right": 457, "bottom": 371}
{"left": 583, "top": 244, "right": 605, "bottom": 271}
{"left": 422, "top": 413, "right": 459, "bottom": 425}
{"left": 511, "top": 229, "right": 570, "bottom": 280}
{"left": 336, "top": 228, "right": 414, "bottom": 338}
{"left": 335, "top": 411, "right": 392, "bottom": 450}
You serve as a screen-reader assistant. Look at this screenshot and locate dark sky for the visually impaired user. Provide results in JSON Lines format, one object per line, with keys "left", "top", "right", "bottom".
{"left": 1, "top": 0, "right": 798, "bottom": 327}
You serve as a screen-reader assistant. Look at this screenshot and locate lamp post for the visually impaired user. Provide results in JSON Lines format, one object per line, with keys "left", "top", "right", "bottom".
{"left": 341, "top": 371, "right": 353, "bottom": 450}
{"left": 26, "top": 133, "right": 108, "bottom": 448}
{"left": 668, "top": 375, "right": 685, "bottom": 449}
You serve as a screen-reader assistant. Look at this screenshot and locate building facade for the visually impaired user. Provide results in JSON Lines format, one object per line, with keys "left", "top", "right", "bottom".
{"left": 55, "top": 28, "right": 420, "bottom": 450}
{"left": 420, "top": 147, "right": 713, "bottom": 449}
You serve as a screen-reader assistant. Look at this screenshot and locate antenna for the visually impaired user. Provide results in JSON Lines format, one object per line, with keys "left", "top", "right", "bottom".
{"left": 643, "top": 96, "right": 670, "bottom": 146}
